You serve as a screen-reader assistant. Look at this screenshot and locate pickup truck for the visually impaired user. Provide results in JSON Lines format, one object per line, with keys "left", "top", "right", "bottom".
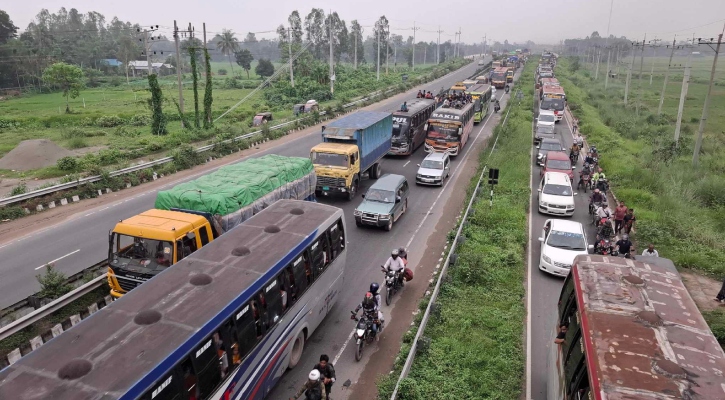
{"left": 310, "top": 111, "right": 392, "bottom": 200}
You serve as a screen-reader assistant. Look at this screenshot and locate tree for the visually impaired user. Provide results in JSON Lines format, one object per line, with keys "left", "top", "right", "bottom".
{"left": 42, "top": 62, "right": 84, "bottom": 113}
{"left": 244, "top": 32, "right": 258, "bottom": 43}
{"left": 349, "top": 20, "right": 364, "bottom": 67}
{"left": 372, "top": 16, "right": 390, "bottom": 68}
{"left": 255, "top": 58, "right": 275, "bottom": 78}
{"left": 0, "top": 10, "right": 18, "bottom": 44}
{"left": 117, "top": 35, "right": 138, "bottom": 83}
{"left": 217, "top": 29, "right": 239, "bottom": 72}
{"left": 36, "top": 264, "right": 71, "bottom": 300}
{"left": 305, "top": 8, "right": 326, "bottom": 58}
{"left": 235, "top": 49, "right": 254, "bottom": 78}
{"left": 147, "top": 74, "right": 167, "bottom": 134}
{"left": 288, "top": 10, "right": 304, "bottom": 43}
{"left": 203, "top": 48, "right": 213, "bottom": 129}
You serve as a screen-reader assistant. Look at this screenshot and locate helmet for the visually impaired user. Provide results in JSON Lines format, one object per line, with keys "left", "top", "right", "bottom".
{"left": 370, "top": 282, "right": 380, "bottom": 295}
{"left": 391, "top": 249, "right": 399, "bottom": 257}
{"left": 594, "top": 189, "right": 600, "bottom": 193}
{"left": 365, "top": 291, "right": 373, "bottom": 300}
{"left": 309, "top": 370, "right": 320, "bottom": 381}
{"left": 622, "top": 234, "right": 629, "bottom": 241}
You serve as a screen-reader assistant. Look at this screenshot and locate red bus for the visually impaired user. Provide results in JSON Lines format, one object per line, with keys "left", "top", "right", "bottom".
{"left": 424, "top": 103, "right": 474, "bottom": 157}
{"left": 548, "top": 255, "right": 725, "bottom": 399}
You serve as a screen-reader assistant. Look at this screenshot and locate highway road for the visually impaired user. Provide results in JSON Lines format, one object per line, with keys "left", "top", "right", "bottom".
{"left": 527, "top": 97, "right": 606, "bottom": 398}
{"left": 0, "top": 57, "right": 511, "bottom": 398}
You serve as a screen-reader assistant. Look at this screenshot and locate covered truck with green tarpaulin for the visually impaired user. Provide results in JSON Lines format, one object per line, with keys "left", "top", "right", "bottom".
{"left": 106, "top": 154, "right": 316, "bottom": 298}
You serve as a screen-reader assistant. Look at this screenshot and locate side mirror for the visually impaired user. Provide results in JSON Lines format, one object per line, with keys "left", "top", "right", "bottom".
{"left": 537, "top": 188, "right": 541, "bottom": 192}
{"left": 361, "top": 194, "right": 365, "bottom": 198}
{"left": 417, "top": 163, "right": 421, "bottom": 167}
{"left": 396, "top": 196, "right": 401, "bottom": 203}
{"left": 538, "top": 237, "right": 544, "bottom": 242}
{"left": 587, "top": 244, "right": 595, "bottom": 251}
{"left": 572, "top": 166, "right": 576, "bottom": 170}
{"left": 321, "top": 125, "right": 326, "bottom": 133}
{"left": 573, "top": 192, "right": 578, "bottom": 196}
{"left": 536, "top": 146, "right": 540, "bottom": 149}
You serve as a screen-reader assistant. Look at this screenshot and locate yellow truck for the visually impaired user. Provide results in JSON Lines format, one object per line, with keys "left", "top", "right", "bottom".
{"left": 106, "top": 155, "right": 316, "bottom": 298}
{"left": 311, "top": 111, "right": 393, "bottom": 200}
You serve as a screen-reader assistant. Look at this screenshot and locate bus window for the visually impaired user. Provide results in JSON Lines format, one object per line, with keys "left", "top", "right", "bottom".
{"left": 264, "top": 276, "right": 284, "bottom": 325}
{"left": 190, "top": 335, "right": 222, "bottom": 398}
{"left": 328, "top": 219, "right": 344, "bottom": 260}
{"left": 285, "top": 267, "right": 297, "bottom": 305}
{"left": 233, "top": 302, "right": 257, "bottom": 359}
{"left": 181, "top": 359, "right": 199, "bottom": 400}
{"left": 570, "top": 363, "right": 590, "bottom": 400}
{"left": 140, "top": 370, "right": 181, "bottom": 400}
{"left": 290, "top": 256, "right": 307, "bottom": 295}
{"left": 212, "top": 332, "right": 229, "bottom": 380}
{"left": 310, "top": 234, "right": 331, "bottom": 275}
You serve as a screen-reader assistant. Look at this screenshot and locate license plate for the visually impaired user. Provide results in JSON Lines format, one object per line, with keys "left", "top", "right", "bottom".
{"left": 422, "top": 179, "right": 432, "bottom": 183}
{"left": 322, "top": 186, "right": 330, "bottom": 191}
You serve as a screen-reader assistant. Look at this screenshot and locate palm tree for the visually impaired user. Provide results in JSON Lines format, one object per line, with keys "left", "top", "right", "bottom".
{"left": 217, "top": 29, "right": 239, "bottom": 73}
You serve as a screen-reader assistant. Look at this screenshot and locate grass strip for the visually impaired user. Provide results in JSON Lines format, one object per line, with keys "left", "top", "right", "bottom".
{"left": 377, "top": 60, "right": 534, "bottom": 400}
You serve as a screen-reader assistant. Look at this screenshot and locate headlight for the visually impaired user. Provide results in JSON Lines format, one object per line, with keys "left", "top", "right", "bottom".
{"left": 354, "top": 210, "right": 362, "bottom": 216}
{"left": 540, "top": 201, "right": 547, "bottom": 207}
{"left": 566, "top": 205, "right": 575, "bottom": 209}
{"left": 379, "top": 214, "right": 390, "bottom": 220}
{"left": 543, "top": 254, "right": 551, "bottom": 263}
{"left": 416, "top": 174, "right": 423, "bottom": 179}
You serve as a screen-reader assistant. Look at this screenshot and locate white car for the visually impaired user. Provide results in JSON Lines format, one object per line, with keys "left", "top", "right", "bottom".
{"left": 538, "top": 219, "right": 592, "bottom": 277}
{"left": 416, "top": 151, "right": 451, "bottom": 186}
{"left": 538, "top": 172, "right": 576, "bottom": 216}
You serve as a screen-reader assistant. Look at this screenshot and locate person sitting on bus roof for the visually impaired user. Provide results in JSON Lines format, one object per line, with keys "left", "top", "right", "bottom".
{"left": 443, "top": 98, "right": 451, "bottom": 108}
{"left": 554, "top": 323, "right": 568, "bottom": 344}
{"left": 416, "top": 90, "right": 423, "bottom": 98}
{"left": 400, "top": 101, "right": 408, "bottom": 112}
{"left": 425, "top": 91, "right": 433, "bottom": 99}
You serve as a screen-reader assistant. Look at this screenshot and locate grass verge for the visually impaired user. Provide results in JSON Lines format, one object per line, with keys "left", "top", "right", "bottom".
{"left": 376, "top": 61, "right": 534, "bottom": 399}
{"left": 556, "top": 58, "right": 725, "bottom": 346}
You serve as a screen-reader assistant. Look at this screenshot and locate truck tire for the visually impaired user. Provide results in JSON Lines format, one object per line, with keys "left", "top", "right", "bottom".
{"left": 347, "top": 177, "right": 359, "bottom": 200}
{"left": 370, "top": 163, "right": 382, "bottom": 179}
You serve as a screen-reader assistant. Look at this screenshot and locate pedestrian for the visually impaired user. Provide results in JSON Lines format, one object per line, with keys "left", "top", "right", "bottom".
{"left": 614, "top": 201, "right": 628, "bottom": 234}
{"left": 716, "top": 277, "right": 725, "bottom": 303}
{"left": 623, "top": 209, "right": 636, "bottom": 235}
{"left": 313, "top": 354, "right": 336, "bottom": 399}
{"left": 641, "top": 244, "right": 659, "bottom": 257}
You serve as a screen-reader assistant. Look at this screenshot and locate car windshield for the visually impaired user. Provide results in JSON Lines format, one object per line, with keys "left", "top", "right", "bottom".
{"left": 311, "top": 151, "right": 349, "bottom": 168}
{"left": 536, "top": 124, "right": 555, "bottom": 134}
{"left": 540, "top": 142, "right": 561, "bottom": 151}
{"left": 421, "top": 159, "right": 444, "bottom": 169}
{"left": 547, "top": 230, "right": 587, "bottom": 250}
{"left": 543, "top": 184, "right": 572, "bottom": 196}
{"left": 547, "top": 159, "right": 571, "bottom": 170}
{"left": 541, "top": 98, "right": 564, "bottom": 111}
{"left": 365, "top": 189, "right": 395, "bottom": 203}
{"left": 113, "top": 234, "right": 173, "bottom": 266}
{"left": 427, "top": 123, "right": 459, "bottom": 142}
{"left": 539, "top": 114, "right": 556, "bottom": 123}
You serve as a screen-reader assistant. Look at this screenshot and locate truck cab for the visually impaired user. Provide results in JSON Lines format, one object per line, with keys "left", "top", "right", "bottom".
{"left": 310, "top": 142, "right": 361, "bottom": 200}
{"left": 107, "top": 209, "right": 213, "bottom": 298}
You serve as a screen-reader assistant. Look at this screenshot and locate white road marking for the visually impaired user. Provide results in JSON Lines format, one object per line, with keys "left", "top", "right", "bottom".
{"left": 36, "top": 249, "right": 80, "bottom": 270}
{"left": 526, "top": 127, "right": 535, "bottom": 400}
{"left": 403, "top": 161, "right": 410, "bottom": 168}
{"left": 333, "top": 102, "right": 497, "bottom": 366}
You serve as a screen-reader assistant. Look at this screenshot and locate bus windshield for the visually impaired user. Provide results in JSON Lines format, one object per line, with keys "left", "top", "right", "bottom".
{"left": 311, "top": 151, "right": 349, "bottom": 168}
{"left": 427, "top": 123, "right": 460, "bottom": 142}
{"left": 473, "top": 98, "right": 482, "bottom": 112}
{"left": 541, "top": 98, "right": 564, "bottom": 111}
{"left": 392, "top": 123, "right": 408, "bottom": 138}
{"left": 492, "top": 72, "right": 506, "bottom": 80}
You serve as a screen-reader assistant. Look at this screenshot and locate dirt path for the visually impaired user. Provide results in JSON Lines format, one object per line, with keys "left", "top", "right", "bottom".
{"left": 681, "top": 270, "right": 725, "bottom": 311}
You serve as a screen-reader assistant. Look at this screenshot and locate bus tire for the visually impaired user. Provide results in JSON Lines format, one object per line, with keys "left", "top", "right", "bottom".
{"left": 288, "top": 330, "right": 305, "bottom": 369}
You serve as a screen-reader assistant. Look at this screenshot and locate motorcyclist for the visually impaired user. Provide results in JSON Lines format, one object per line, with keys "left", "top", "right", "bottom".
{"left": 290, "top": 370, "right": 326, "bottom": 400}
{"left": 569, "top": 142, "right": 580, "bottom": 162}
{"left": 504, "top": 84, "right": 510, "bottom": 94}
{"left": 615, "top": 234, "right": 635, "bottom": 258}
{"left": 384, "top": 249, "right": 406, "bottom": 287}
{"left": 369, "top": 282, "right": 385, "bottom": 328}
{"left": 575, "top": 133, "right": 584, "bottom": 148}
{"left": 494, "top": 99, "right": 501, "bottom": 112}
{"left": 352, "top": 292, "right": 382, "bottom": 335}
{"left": 595, "top": 202, "right": 612, "bottom": 226}
{"left": 590, "top": 189, "right": 605, "bottom": 205}
{"left": 595, "top": 172, "right": 608, "bottom": 193}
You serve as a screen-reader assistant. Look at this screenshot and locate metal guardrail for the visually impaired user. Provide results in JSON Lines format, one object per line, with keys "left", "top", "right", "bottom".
{"left": 390, "top": 95, "right": 513, "bottom": 400}
{"left": 0, "top": 274, "right": 105, "bottom": 342}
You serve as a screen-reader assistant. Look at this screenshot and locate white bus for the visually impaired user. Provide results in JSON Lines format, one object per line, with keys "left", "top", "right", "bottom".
{"left": 0, "top": 200, "right": 347, "bottom": 400}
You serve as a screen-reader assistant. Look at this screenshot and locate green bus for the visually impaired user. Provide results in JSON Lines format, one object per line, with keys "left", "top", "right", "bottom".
{"left": 469, "top": 84, "right": 493, "bottom": 124}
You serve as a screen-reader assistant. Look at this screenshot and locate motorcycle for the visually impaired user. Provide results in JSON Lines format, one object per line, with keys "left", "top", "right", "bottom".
{"left": 578, "top": 170, "right": 591, "bottom": 193}
{"left": 350, "top": 311, "right": 378, "bottom": 361}
{"left": 494, "top": 103, "right": 501, "bottom": 113}
{"left": 589, "top": 201, "right": 602, "bottom": 216}
{"left": 381, "top": 266, "right": 403, "bottom": 306}
{"left": 596, "top": 178, "right": 609, "bottom": 194}
{"left": 595, "top": 237, "right": 614, "bottom": 255}
{"left": 569, "top": 151, "right": 579, "bottom": 164}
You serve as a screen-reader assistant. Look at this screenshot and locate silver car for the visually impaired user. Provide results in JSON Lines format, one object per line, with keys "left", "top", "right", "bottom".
{"left": 416, "top": 152, "right": 451, "bottom": 186}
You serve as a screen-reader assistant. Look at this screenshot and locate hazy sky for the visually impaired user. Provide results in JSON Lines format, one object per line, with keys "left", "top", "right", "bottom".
{"left": 6, "top": 0, "right": 725, "bottom": 45}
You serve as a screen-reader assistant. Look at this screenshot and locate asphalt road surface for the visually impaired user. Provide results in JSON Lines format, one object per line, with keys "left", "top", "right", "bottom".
{"left": 0, "top": 57, "right": 516, "bottom": 399}
{"left": 527, "top": 97, "right": 605, "bottom": 399}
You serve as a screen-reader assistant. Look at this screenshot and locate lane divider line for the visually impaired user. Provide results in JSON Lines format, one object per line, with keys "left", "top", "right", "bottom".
{"left": 35, "top": 249, "right": 80, "bottom": 270}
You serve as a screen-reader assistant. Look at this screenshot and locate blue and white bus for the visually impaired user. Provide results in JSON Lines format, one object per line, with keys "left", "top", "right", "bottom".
{"left": 0, "top": 200, "right": 347, "bottom": 400}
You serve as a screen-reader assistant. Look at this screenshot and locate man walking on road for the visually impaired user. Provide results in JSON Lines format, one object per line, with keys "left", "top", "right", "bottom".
{"left": 614, "top": 201, "right": 628, "bottom": 234}
{"left": 641, "top": 244, "right": 659, "bottom": 257}
{"left": 313, "top": 354, "right": 336, "bottom": 399}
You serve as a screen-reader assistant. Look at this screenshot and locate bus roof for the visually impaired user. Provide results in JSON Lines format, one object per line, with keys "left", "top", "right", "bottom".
{"left": 0, "top": 200, "right": 342, "bottom": 400}
{"left": 494, "top": 67, "right": 508, "bottom": 73}
{"left": 468, "top": 84, "right": 492, "bottom": 94}
{"left": 572, "top": 255, "right": 725, "bottom": 399}
{"left": 429, "top": 103, "right": 473, "bottom": 122}
{"left": 542, "top": 86, "right": 565, "bottom": 94}
{"left": 392, "top": 98, "right": 435, "bottom": 116}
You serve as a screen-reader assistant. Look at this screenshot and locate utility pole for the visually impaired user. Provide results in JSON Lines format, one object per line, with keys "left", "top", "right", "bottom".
{"left": 482, "top": 35, "right": 487, "bottom": 57}
{"left": 436, "top": 26, "right": 443, "bottom": 64}
{"left": 377, "top": 28, "right": 381, "bottom": 80}
{"left": 674, "top": 48, "right": 693, "bottom": 143}
{"left": 624, "top": 41, "right": 637, "bottom": 105}
{"left": 693, "top": 29, "right": 724, "bottom": 167}
{"left": 288, "top": 28, "right": 295, "bottom": 87}
{"left": 456, "top": 27, "right": 461, "bottom": 57}
{"left": 594, "top": 45, "right": 601, "bottom": 80}
{"left": 385, "top": 26, "right": 389, "bottom": 75}
{"left": 329, "top": 11, "right": 334, "bottom": 95}
{"left": 604, "top": 47, "right": 612, "bottom": 89}
{"left": 657, "top": 37, "right": 677, "bottom": 115}
{"left": 649, "top": 38, "right": 661, "bottom": 85}
{"left": 636, "top": 34, "right": 646, "bottom": 115}
{"left": 412, "top": 22, "right": 420, "bottom": 70}
{"left": 173, "top": 21, "right": 185, "bottom": 120}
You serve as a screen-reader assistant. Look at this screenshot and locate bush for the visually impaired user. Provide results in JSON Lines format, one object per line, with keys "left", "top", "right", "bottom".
{"left": 67, "top": 137, "right": 88, "bottom": 149}
{"left": 695, "top": 176, "right": 725, "bottom": 208}
{"left": 10, "top": 183, "right": 26, "bottom": 196}
{"left": 218, "top": 69, "right": 227, "bottom": 75}
{"left": 129, "top": 114, "right": 152, "bottom": 126}
{"left": 60, "top": 127, "right": 87, "bottom": 139}
{"left": 0, "top": 206, "right": 25, "bottom": 220}
{"left": 171, "top": 144, "right": 201, "bottom": 170}
{"left": 36, "top": 264, "right": 72, "bottom": 300}
{"left": 56, "top": 156, "right": 79, "bottom": 171}
{"left": 109, "top": 76, "right": 122, "bottom": 86}
{"left": 96, "top": 115, "right": 125, "bottom": 127}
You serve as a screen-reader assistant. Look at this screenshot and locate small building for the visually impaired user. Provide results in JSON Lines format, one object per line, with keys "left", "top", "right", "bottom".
{"left": 100, "top": 59, "right": 123, "bottom": 67}
{"left": 127, "top": 61, "right": 174, "bottom": 76}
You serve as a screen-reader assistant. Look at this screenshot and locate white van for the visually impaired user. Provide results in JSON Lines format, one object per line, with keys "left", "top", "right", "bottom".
{"left": 538, "top": 172, "right": 576, "bottom": 216}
